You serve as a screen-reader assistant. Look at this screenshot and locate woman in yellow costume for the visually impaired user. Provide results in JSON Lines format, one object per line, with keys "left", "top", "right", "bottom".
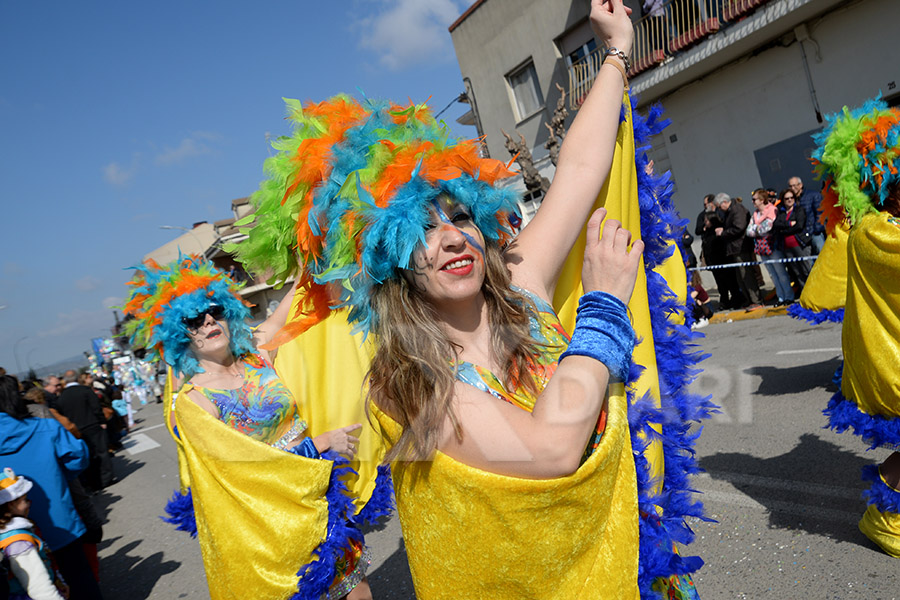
{"left": 815, "top": 97, "right": 900, "bottom": 558}
{"left": 231, "top": 0, "right": 711, "bottom": 596}
{"left": 122, "top": 256, "right": 387, "bottom": 599}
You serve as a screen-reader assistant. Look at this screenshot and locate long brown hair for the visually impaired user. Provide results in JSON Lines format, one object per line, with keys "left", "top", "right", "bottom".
{"left": 367, "top": 240, "right": 543, "bottom": 462}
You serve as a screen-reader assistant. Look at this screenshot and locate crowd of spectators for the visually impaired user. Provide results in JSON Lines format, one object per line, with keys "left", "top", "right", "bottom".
{"left": 0, "top": 366, "right": 123, "bottom": 599}
{"left": 692, "top": 175, "right": 824, "bottom": 312}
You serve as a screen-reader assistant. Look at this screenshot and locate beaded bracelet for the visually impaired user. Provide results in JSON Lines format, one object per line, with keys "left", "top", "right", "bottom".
{"left": 558, "top": 291, "right": 635, "bottom": 381}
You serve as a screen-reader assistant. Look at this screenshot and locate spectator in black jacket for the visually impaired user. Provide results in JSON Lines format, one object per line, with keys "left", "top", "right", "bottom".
{"left": 788, "top": 176, "right": 825, "bottom": 254}
{"left": 695, "top": 194, "right": 733, "bottom": 307}
{"left": 773, "top": 188, "right": 812, "bottom": 289}
{"left": 714, "top": 192, "right": 761, "bottom": 310}
{"left": 55, "top": 370, "right": 114, "bottom": 492}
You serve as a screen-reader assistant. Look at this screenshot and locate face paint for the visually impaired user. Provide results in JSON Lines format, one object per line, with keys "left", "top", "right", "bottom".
{"left": 430, "top": 198, "right": 485, "bottom": 258}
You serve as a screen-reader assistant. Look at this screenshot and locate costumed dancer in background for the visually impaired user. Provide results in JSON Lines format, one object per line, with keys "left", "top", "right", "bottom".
{"left": 815, "top": 97, "right": 900, "bottom": 558}
{"left": 786, "top": 215, "right": 849, "bottom": 325}
{"left": 235, "top": 1, "right": 711, "bottom": 596}
{"left": 121, "top": 256, "right": 385, "bottom": 599}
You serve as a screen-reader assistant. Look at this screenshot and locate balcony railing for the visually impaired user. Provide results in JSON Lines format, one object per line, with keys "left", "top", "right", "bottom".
{"left": 568, "top": 0, "right": 772, "bottom": 109}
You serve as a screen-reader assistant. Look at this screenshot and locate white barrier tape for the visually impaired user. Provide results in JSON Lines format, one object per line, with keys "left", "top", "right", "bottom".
{"left": 689, "top": 255, "right": 817, "bottom": 272}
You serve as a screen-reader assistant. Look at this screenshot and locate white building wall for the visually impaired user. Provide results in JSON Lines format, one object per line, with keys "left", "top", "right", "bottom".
{"left": 654, "top": 0, "right": 900, "bottom": 217}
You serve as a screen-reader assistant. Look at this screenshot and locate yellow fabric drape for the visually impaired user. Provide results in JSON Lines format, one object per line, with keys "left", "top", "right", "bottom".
{"left": 841, "top": 213, "right": 900, "bottom": 419}
{"left": 273, "top": 306, "right": 383, "bottom": 513}
{"left": 553, "top": 93, "right": 677, "bottom": 497}
{"left": 371, "top": 393, "right": 638, "bottom": 600}
{"left": 172, "top": 389, "right": 333, "bottom": 600}
{"left": 798, "top": 222, "right": 850, "bottom": 312}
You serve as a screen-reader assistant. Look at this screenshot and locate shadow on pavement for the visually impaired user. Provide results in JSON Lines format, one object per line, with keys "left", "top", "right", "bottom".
{"left": 747, "top": 356, "right": 842, "bottom": 397}
{"left": 99, "top": 539, "right": 180, "bottom": 600}
{"left": 701, "top": 433, "right": 873, "bottom": 547}
{"left": 368, "top": 538, "right": 415, "bottom": 600}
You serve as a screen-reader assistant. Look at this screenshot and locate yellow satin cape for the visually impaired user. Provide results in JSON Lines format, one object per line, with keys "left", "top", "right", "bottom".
{"left": 553, "top": 94, "right": 682, "bottom": 498}
{"left": 272, "top": 307, "right": 383, "bottom": 513}
{"left": 171, "top": 388, "right": 334, "bottom": 600}
{"left": 371, "top": 393, "right": 638, "bottom": 600}
{"left": 841, "top": 212, "right": 900, "bottom": 419}
{"left": 798, "top": 222, "right": 850, "bottom": 312}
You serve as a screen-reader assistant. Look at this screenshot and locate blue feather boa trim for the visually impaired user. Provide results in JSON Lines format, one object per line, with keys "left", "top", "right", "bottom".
{"left": 628, "top": 94, "right": 719, "bottom": 598}
{"left": 351, "top": 464, "right": 395, "bottom": 526}
{"left": 861, "top": 464, "right": 900, "bottom": 513}
{"left": 290, "top": 451, "right": 364, "bottom": 600}
{"left": 787, "top": 303, "right": 844, "bottom": 324}
{"left": 824, "top": 389, "right": 900, "bottom": 450}
{"left": 161, "top": 488, "right": 198, "bottom": 537}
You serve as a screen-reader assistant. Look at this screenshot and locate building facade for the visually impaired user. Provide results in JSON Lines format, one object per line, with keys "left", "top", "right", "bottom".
{"left": 449, "top": 0, "right": 900, "bottom": 219}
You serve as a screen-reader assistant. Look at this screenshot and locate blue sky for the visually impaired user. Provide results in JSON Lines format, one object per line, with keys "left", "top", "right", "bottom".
{"left": 0, "top": 0, "right": 474, "bottom": 375}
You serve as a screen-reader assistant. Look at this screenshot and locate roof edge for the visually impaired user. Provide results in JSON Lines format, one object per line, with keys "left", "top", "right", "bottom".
{"left": 448, "top": 0, "right": 486, "bottom": 33}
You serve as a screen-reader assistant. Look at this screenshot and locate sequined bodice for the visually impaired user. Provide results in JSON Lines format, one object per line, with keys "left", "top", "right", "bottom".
{"left": 191, "top": 355, "right": 306, "bottom": 450}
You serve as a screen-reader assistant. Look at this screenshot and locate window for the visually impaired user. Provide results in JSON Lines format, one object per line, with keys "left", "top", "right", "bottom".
{"left": 507, "top": 61, "right": 544, "bottom": 121}
{"left": 566, "top": 38, "right": 598, "bottom": 68}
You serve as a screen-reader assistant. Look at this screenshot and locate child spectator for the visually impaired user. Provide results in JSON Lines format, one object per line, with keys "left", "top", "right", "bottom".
{"left": 0, "top": 468, "right": 68, "bottom": 599}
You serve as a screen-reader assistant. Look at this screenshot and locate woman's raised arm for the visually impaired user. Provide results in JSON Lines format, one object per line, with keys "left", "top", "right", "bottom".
{"left": 508, "top": 0, "right": 634, "bottom": 299}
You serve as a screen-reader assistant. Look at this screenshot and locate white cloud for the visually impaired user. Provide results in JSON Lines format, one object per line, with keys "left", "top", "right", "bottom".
{"left": 155, "top": 131, "right": 222, "bottom": 166}
{"left": 37, "top": 307, "right": 116, "bottom": 339}
{"left": 75, "top": 276, "right": 102, "bottom": 292}
{"left": 102, "top": 296, "right": 123, "bottom": 310}
{"left": 103, "top": 160, "right": 137, "bottom": 185}
{"left": 355, "top": 0, "right": 465, "bottom": 70}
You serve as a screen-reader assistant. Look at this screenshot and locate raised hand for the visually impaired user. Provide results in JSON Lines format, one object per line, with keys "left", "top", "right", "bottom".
{"left": 590, "top": 0, "right": 634, "bottom": 56}
{"left": 580, "top": 208, "right": 644, "bottom": 304}
{"left": 314, "top": 424, "right": 362, "bottom": 459}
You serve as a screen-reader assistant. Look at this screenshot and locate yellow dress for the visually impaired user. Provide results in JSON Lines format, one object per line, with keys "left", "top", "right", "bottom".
{"left": 163, "top": 352, "right": 374, "bottom": 600}
{"left": 789, "top": 222, "right": 850, "bottom": 322}
{"left": 824, "top": 212, "right": 900, "bottom": 557}
{"left": 371, "top": 333, "right": 640, "bottom": 599}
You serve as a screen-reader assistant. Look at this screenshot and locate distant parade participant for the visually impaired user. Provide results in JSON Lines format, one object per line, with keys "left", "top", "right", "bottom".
{"left": 122, "top": 257, "right": 389, "bottom": 599}
{"left": 815, "top": 97, "right": 900, "bottom": 557}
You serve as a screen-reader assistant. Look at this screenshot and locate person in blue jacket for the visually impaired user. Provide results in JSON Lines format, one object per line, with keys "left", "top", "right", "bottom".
{"left": 0, "top": 375, "right": 103, "bottom": 599}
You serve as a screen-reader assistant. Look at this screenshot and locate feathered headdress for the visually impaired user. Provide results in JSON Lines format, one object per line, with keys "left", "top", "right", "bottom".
{"left": 227, "top": 94, "right": 521, "bottom": 346}
{"left": 121, "top": 255, "right": 255, "bottom": 377}
{"left": 812, "top": 96, "right": 900, "bottom": 233}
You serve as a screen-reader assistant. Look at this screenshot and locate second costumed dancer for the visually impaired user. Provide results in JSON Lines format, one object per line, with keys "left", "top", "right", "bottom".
{"left": 122, "top": 257, "right": 390, "bottom": 599}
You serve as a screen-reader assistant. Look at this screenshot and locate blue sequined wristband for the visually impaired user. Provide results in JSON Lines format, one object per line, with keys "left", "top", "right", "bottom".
{"left": 558, "top": 291, "right": 635, "bottom": 381}
{"left": 288, "top": 436, "right": 321, "bottom": 459}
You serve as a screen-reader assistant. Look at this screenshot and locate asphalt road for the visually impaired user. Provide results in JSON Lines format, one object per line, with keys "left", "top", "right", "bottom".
{"left": 96, "top": 313, "right": 898, "bottom": 599}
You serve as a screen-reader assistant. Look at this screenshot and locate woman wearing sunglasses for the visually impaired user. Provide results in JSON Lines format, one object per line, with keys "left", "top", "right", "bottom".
{"left": 122, "top": 256, "right": 379, "bottom": 600}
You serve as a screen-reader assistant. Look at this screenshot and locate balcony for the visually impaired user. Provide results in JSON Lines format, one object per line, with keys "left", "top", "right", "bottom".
{"left": 567, "top": 0, "right": 839, "bottom": 108}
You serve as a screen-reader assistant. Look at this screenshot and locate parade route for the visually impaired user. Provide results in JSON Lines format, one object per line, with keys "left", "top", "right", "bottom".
{"left": 97, "top": 313, "right": 899, "bottom": 599}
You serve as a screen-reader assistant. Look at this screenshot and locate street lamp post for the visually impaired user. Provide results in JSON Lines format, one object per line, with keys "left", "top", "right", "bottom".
{"left": 159, "top": 225, "right": 208, "bottom": 257}
{"left": 13, "top": 335, "right": 28, "bottom": 375}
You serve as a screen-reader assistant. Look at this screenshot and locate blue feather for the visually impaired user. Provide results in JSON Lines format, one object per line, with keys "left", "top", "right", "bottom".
{"left": 626, "top": 93, "right": 719, "bottom": 597}
{"left": 787, "top": 303, "right": 844, "bottom": 324}
{"left": 824, "top": 389, "right": 900, "bottom": 450}
{"left": 861, "top": 463, "right": 900, "bottom": 513}
{"left": 161, "top": 488, "right": 198, "bottom": 538}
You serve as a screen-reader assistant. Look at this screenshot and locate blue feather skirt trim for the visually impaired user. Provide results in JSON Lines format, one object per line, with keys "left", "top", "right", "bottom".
{"left": 824, "top": 389, "right": 900, "bottom": 450}
{"left": 861, "top": 464, "right": 900, "bottom": 513}
{"left": 628, "top": 94, "right": 719, "bottom": 598}
{"left": 787, "top": 303, "right": 844, "bottom": 324}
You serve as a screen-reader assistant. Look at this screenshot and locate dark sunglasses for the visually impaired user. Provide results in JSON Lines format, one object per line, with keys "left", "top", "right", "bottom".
{"left": 182, "top": 305, "right": 226, "bottom": 330}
